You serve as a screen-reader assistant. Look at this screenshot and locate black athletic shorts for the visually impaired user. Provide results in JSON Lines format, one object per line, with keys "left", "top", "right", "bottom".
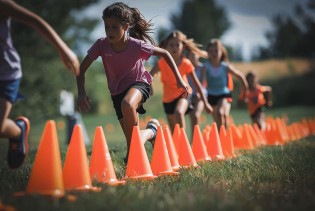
{"left": 163, "top": 95, "right": 193, "bottom": 115}
{"left": 111, "top": 82, "right": 150, "bottom": 120}
{"left": 207, "top": 93, "right": 232, "bottom": 106}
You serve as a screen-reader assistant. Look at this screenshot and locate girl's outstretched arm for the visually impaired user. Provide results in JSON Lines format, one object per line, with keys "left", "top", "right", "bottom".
{"left": 149, "top": 63, "right": 160, "bottom": 96}
{"left": 152, "top": 46, "right": 189, "bottom": 98}
{"left": 76, "top": 56, "right": 93, "bottom": 112}
{"left": 188, "top": 71, "right": 213, "bottom": 114}
{"left": 0, "top": 0, "right": 80, "bottom": 75}
{"left": 227, "top": 64, "right": 248, "bottom": 100}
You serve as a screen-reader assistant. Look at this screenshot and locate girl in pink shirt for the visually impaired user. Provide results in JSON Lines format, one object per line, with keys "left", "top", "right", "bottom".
{"left": 76, "top": 2, "right": 189, "bottom": 165}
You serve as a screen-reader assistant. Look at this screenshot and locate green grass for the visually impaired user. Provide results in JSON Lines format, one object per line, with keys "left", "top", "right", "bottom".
{"left": 0, "top": 106, "right": 315, "bottom": 210}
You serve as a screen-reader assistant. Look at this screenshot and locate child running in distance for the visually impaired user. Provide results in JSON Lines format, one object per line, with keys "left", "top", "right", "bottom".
{"left": 202, "top": 39, "right": 248, "bottom": 129}
{"left": 0, "top": 0, "right": 80, "bottom": 169}
{"left": 246, "top": 71, "right": 272, "bottom": 130}
{"left": 76, "top": 2, "right": 189, "bottom": 165}
{"left": 186, "top": 49, "right": 208, "bottom": 138}
{"left": 150, "top": 30, "right": 213, "bottom": 133}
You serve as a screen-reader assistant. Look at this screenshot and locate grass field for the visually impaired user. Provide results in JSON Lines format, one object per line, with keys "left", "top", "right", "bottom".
{"left": 0, "top": 106, "right": 314, "bottom": 211}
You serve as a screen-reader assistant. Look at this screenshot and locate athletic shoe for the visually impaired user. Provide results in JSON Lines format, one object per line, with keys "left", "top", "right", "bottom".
{"left": 146, "top": 119, "right": 160, "bottom": 148}
{"left": 7, "top": 116, "right": 30, "bottom": 169}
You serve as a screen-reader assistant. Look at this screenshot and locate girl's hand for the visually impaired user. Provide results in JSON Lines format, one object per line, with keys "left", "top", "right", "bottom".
{"left": 204, "top": 102, "right": 213, "bottom": 114}
{"left": 77, "top": 94, "right": 91, "bottom": 112}
{"left": 60, "top": 49, "right": 80, "bottom": 76}
{"left": 177, "top": 80, "right": 190, "bottom": 99}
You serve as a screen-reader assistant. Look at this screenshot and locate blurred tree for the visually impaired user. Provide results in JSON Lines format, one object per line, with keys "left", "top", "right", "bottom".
{"left": 157, "top": 0, "right": 231, "bottom": 47}
{"left": 255, "top": 0, "right": 315, "bottom": 59}
{"left": 11, "top": 0, "right": 100, "bottom": 119}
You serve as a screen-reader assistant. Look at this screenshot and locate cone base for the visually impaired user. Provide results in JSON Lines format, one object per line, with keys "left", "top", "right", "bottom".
{"left": 196, "top": 157, "right": 212, "bottom": 163}
{"left": 125, "top": 174, "right": 158, "bottom": 181}
{"left": 172, "top": 166, "right": 181, "bottom": 171}
{"left": 66, "top": 185, "right": 101, "bottom": 192}
{"left": 180, "top": 163, "right": 200, "bottom": 169}
{"left": 155, "top": 171, "right": 180, "bottom": 176}
{"left": 211, "top": 155, "right": 225, "bottom": 161}
{"left": 104, "top": 179, "right": 126, "bottom": 186}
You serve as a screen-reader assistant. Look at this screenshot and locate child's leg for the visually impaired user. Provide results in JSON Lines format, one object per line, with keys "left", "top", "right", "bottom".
{"left": 223, "top": 100, "right": 231, "bottom": 128}
{"left": 0, "top": 98, "right": 30, "bottom": 169}
{"left": 174, "top": 98, "right": 189, "bottom": 130}
{"left": 0, "top": 98, "right": 21, "bottom": 138}
{"left": 254, "top": 110, "right": 265, "bottom": 130}
{"left": 214, "top": 98, "right": 230, "bottom": 128}
{"left": 119, "top": 88, "right": 157, "bottom": 160}
{"left": 189, "top": 97, "right": 204, "bottom": 138}
{"left": 166, "top": 114, "right": 177, "bottom": 132}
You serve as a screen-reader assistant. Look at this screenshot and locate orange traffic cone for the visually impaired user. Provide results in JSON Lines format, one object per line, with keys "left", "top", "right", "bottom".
{"left": 206, "top": 123, "right": 225, "bottom": 160}
{"left": 248, "top": 124, "right": 260, "bottom": 147}
{"left": 178, "top": 128, "right": 199, "bottom": 168}
{"left": 163, "top": 126, "right": 180, "bottom": 171}
{"left": 125, "top": 126, "right": 157, "bottom": 180}
{"left": 89, "top": 126, "right": 125, "bottom": 186}
{"left": 202, "top": 125, "right": 211, "bottom": 145}
{"left": 22, "top": 120, "right": 64, "bottom": 197}
{"left": 172, "top": 124, "right": 181, "bottom": 154}
{"left": 226, "top": 127, "right": 236, "bottom": 157}
{"left": 230, "top": 124, "right": 242, "bottom": 150}
{"left": 219, "top": 125, "right": 235, "bottom": 158}
{"left": 151, "top": 126, "right": 179, "bottom": 176}
{"left": 219, "top": 125, "right": 228, "bottom": 156}
{"left": 243, "top": 124, "right": 255, "bottom": 149}
{"left": 192, "top": 125, "right": 211, "bottom": 162}
{"left": 253, "top": 123, "right": 266, "bottom": 146}
{"left": 63, "top": 125, "right": 100, "bottom": 192}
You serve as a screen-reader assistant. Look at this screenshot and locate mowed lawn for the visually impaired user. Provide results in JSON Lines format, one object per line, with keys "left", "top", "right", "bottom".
{"left": 0, "top": 106, "right": 314, "bottom": 211}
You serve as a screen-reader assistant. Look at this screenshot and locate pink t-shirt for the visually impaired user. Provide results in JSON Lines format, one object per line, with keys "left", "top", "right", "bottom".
{"left": 87, "top": 37, "right": 154, "bottom": 95}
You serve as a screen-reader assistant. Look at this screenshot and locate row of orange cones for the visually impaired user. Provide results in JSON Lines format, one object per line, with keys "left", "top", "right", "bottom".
{"left": 17, "top": 114, "right": 315, "bottom": 198}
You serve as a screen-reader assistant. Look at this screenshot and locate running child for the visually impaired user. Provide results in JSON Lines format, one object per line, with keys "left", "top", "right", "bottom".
{"left": 0, "top": 0, "right": 80, "bottom": 169}
{"left": 150, "top": 30, "right": 213, "bottom": 133}
{"left": 202, "top": 39, "right": 248, "bottom": 129}
{"left": 76, "top": 3, "right": 189, "bottom": 164}
{"left": 246, "top": 71, "right": 272, "bottom": 130}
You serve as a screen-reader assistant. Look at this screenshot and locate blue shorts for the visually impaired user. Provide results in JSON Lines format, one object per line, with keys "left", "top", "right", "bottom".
{"left": 0, "top": 79, "right": 24, "bottom": 103}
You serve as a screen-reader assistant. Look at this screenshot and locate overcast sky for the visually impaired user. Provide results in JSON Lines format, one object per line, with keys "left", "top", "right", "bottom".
{"left": 82, "top": 0, "right": 309, "bottom": 60}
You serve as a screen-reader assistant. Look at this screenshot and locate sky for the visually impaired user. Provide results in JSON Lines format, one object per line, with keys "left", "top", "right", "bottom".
{"left": 82, "top": 0, "right": 309, "bottom": 61}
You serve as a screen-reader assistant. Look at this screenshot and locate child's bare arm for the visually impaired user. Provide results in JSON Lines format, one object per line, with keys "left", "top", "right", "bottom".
{"left": 76, "top": 56, "right": 94, "bottom": 112}
{"left": 152, "top": 46, "right": 189, "bottom": 98}
{"left": 0, "top": 0, "right": 80, "bottom": 75}
{"left": 188, "top": 71, "right": 213, "bottom": 113}
{"left": 228, "top": 64, "right": 248, "bottom": 100}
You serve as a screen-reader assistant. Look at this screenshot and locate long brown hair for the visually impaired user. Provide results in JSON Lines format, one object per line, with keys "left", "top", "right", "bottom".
{"left": 102, "top": 2, "right": 155, "bottom": 45}
{"left": 160, "top": 30, "right": 208, "bottom": 59}
{"left": 206, "top": 38, "right": 230, "bottom": 62}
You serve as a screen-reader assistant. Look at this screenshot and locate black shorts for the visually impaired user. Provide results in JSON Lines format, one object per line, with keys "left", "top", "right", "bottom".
{"left": 207, "top": 93, "right": 232, "bottom": 106}
{"left": 111, "top": 82, "right": 150, "bottom": 120}
{"left": 163, "top": 95, "right": 193, "bottom": 115}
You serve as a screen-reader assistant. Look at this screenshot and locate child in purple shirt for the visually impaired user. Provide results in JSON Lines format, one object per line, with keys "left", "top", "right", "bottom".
{"left": 76, "top": 2, "right": 189, "bottom": 165}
